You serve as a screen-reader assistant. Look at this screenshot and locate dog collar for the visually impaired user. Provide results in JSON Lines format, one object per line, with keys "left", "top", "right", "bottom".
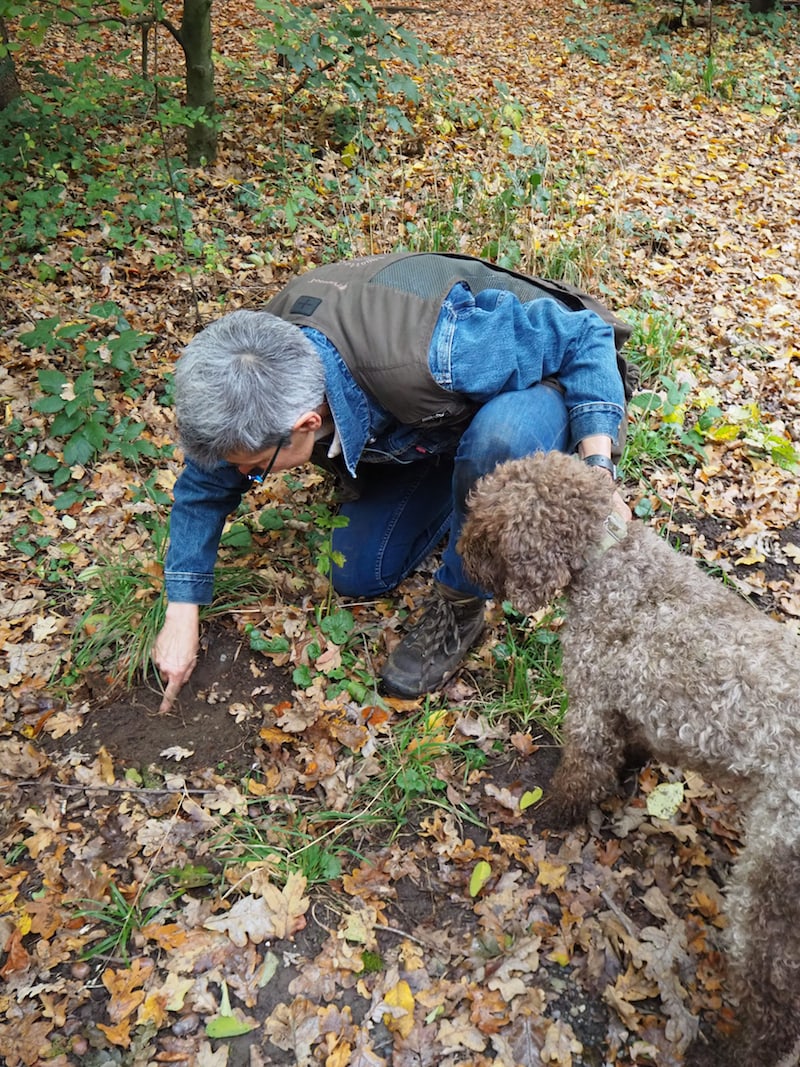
{"left": 596, "top": 511, "right": 628, "bottom": 555}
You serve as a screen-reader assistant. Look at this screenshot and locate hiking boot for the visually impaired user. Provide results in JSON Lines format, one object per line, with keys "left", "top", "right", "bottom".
{"left": 380, "top": 581, "right": 485, "bottom": 698}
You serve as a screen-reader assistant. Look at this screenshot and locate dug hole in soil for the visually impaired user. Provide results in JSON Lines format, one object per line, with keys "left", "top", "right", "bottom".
{"left": 45, "top": 622, "right": 295, "bottom": 778}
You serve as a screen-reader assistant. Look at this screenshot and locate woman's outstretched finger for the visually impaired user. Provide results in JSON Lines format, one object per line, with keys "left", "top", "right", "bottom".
{"left": 158, "top": 675, "right": 183, "bottom": 714}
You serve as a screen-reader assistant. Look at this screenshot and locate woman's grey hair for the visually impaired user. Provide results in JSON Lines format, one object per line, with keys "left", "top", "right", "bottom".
{"left": 174, "top": 310, "right": 326, "bottom": 469}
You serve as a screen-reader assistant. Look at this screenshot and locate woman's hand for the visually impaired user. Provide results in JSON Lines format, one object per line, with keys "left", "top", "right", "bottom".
{"left": 577, "top": 435, "right": 631, "bottom": 523}
{"left": 152, "top": 602, "right": 200, "bottom": 713}
{"left": 611, "top": 489, "right": 632, "bottom": 524}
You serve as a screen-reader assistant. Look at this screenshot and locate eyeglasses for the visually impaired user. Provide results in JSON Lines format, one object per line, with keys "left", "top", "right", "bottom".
{"left": 247, "top": 435, "right": 288, "bottom": 485}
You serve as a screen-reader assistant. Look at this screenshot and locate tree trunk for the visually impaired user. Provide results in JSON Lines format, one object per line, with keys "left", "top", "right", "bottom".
{"left": 749, "top": 0, "right": 776, "bottom": 10}
{"left": 0, "top": 17, "right": 21, "bottom": 110}
{"left": 180, "top": 0, "right": 216, "bottom": 166}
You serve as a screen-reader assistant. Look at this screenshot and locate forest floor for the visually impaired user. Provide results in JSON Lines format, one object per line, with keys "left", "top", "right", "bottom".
{"left": 1, "top": 1, "right": 800, "bottom": 1065}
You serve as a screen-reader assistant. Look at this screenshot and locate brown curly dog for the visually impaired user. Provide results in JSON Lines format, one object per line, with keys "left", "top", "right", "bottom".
{"left": 458, "top": 450, "right": 800, "bottom": 1067}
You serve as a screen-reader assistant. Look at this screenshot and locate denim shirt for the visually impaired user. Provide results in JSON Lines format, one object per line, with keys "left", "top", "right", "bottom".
{"left": 164, "top": 285, "right": 625, "bottom": 604}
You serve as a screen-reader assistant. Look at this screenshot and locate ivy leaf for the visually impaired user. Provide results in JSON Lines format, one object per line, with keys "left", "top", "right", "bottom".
{"left": 519, "top": 787, "right": 543, "bottom": 811}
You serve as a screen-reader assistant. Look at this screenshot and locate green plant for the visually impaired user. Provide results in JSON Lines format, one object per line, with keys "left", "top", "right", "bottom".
{"left": 253, "top": 0, "right": 435, "bottom": 150}
{"left": 565, "top": 34, "right": 613, "bottom": 64}
{"left": 645, "top": 4, "right": 798, "bottom": 111}
{"left": 563, "top": 0, "right": 615, "bottom": 64}
{"left": 310, "top": 510, "right": 351, "bottom": 616}
{"left": 351, "top": 708, "right": 483, "bottom": 833}
{"left": 18, "top": 305, "right": 167, "bottom": 509}
{"left": 74, "top": 877, "right": 184, "bottom": 961}
{"left": 485, "top": 604, "right": 567, "bottom": 734}
{"left": 622, "top": 374, "right": 723, "bottom": 484}
{"left": 0, "top": 58, "right": 192, "bottom": 264}
{"left": 256, "top": 601, "right": 379, "bottom": 704}
{"left": 530, "top": 236, "right": 604, "bottom": 288}
{"left": 621, "top": 302, "right": 684, "bottom": 387}
{"left": 70, "top": 546, "right": 280, "bottom": 689}
{"left": 705, "top": 401, "right": 800, "bottom": 472}
{"left": 615, "top": 302, "right": 723, "bottom": 483}
{"left": 72, "top": 556, "right": 168, "bottom": 688}
{"left": 214, "top": 804, "right": 364, "bottom": 888}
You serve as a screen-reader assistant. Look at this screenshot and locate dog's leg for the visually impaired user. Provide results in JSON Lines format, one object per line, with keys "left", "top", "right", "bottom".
{"left": 545, "top": 700, "right": 627, "bottom": 828}
{"left": 720, "top": 802, "right": 800, "bottom": 1067}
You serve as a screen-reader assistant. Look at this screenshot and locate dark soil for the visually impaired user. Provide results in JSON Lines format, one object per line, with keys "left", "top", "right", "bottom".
{"left": 43, "top": 622, "right": 295, "bottom": 777}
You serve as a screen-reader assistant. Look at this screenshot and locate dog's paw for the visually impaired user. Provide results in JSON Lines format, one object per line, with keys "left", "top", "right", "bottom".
{"left": 681, "top": 1043, "right": 717, "bottom": 1067}
{"left": 682, "top": 1032, "right": 760, "bottom": 1067}
{"left": 537, "top": 794, "right": 592, "bottom": 832}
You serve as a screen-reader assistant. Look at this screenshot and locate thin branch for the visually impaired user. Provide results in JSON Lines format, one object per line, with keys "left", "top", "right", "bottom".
{"left": 19, "top": 1, "right": 184, "bottom": 47}
{"left": 0, "top": 778, "right": 218, "bottom": 795}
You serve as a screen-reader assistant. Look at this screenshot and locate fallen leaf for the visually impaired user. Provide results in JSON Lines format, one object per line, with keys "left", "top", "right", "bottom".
{"left": 205, "top": 979, "right": 258, "bottom": 1037}
{"left": 259, "top": 871, "right": 309, "bottom": 939}
{"left": 0, "top": 739, "right": 49, "bottom": 779}
{"left": 382, "top": 979, "right": 415, "bottom": 1038}
{"left": 204, "top": 896, "right": 274, "bottom": 946}
{"left": 159, "top": 745, "right": 195, "bottom": 761}
{"left": 520, "top": 787, "right": 543, "bottom": 810}
{"left": 647, "top": 781, "right": 685, "bottom": 820}
{"left": 469, "top": 860, "right": 493, "bottom": 897}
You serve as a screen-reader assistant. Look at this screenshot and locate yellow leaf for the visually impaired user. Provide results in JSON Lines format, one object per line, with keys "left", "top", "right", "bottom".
{"left": 246, "top": 774, "right": 273, "bottom": 794}
{"left": 706, "top": 423, "right": 741, "bottom": 442}
{"left": 425, "top": 708, "right": 450, "bottom": 731}
{"left": 383, "top": 979, "right": 415, "bottom": 1038}
{"left": 738, "top": 548, "right": 766, "bottom": 566}
{"left": 535, "top": 859, "right": 567, "bottom": 889}
{"left": 102, "top": 959, "right": 151, "bottom": 1023}
{"left": 141, "top": 922, "right": 187, "bottom": 950}
{"left": 326, "top": 1041, "right": 352, "bottom": 1067}
{"left": 469, "top": 860, "right": 492, "bottom": 897}
{"left": 98, "top": 745, "right": 115, "bottom": 785}
{"left": 519, "top": 787, "right": 543, "bottom": 811}
{"left": 646, "top": 781, "right": 685, "bottom": 820}
{"left": 97, "top": 1018, "right": 131, "bottom": 1048}
{"left": 136, "top": 990, "right": 168, "bottom": 1030}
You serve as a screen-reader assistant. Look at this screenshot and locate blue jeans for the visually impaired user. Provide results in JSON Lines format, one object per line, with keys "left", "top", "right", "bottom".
{"left": 331, "top": 382, "right": 569, "bottom": 599}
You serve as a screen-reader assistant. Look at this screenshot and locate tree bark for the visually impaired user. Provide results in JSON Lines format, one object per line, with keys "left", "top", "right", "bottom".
{"left": 0, "top": 17, "right": 21, "bottom": 110}
{"left": 180, "top": 0, "right": 216, "bottom": 166}
{"left": 749, "top": 0, "right": 776, "bottom": 11}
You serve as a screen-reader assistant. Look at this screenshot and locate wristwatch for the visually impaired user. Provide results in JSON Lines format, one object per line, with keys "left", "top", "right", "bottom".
{"left": 583, "top": 454, "right": 617, "bottom": 479}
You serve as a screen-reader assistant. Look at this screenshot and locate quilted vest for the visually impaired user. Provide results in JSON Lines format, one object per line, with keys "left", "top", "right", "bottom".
{"left": 264, "top": 252, "right": 632, "bottom": 428}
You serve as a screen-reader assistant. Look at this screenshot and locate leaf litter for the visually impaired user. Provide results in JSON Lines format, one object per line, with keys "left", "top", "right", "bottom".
{"left": 1, "top": 0, "right": 799, "bottom": 1064}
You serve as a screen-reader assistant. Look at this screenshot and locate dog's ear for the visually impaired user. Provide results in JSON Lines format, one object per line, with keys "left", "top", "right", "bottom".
{"left": 458, "top": 510, "right": 509, "bottom": 595}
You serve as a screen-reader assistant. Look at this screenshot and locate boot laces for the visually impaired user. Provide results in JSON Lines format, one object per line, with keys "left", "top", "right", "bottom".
{"left": 403, "top": 589, "right": 479, "bottom": 659}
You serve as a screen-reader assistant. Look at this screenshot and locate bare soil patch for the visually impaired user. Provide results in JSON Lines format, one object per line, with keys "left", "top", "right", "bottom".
{"left": 43, "top": 623, "right": 295, "bottom": 777}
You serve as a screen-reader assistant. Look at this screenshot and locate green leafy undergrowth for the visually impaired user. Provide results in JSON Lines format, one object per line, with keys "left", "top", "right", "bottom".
{"left": 484, "top": 604, "right": 567, "bottom": 737}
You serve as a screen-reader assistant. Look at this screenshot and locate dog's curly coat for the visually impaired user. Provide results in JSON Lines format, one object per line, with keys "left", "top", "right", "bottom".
{"left": 458, "top": 450, "right": 800, "bottom": 1067}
